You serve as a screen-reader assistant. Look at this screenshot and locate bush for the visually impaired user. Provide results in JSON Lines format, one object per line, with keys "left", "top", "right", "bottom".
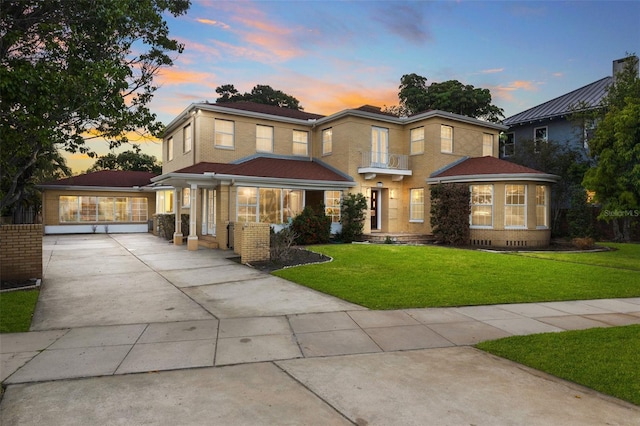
{"left": 291, "top": 205, "right": 331, "bottom": 245}
{"left": 340, "top": 193, "right": 368, "bottom": 243}
{"left": 430, "top": 183, "right": 470, "bottom": 246}
{"left": 572, "top": 237, "right": 595, "bottom": 250}
{"left": 270, "top": 226, "right": 298, "bottom": 261}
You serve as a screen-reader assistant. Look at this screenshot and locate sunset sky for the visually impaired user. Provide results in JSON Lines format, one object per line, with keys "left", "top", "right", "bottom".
{"left": 69, "top": 0, "right": 640, "bottom": 172}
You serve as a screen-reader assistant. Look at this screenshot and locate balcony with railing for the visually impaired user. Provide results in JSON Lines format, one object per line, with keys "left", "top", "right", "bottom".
{"left": 358, "top": 151, "right": 412, "bottom": 180}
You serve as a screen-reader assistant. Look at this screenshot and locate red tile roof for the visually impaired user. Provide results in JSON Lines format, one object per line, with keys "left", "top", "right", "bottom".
{"left": 173, "top": 157, "right": 351, "bottom": 182}
{"left": 40, "top": 170, "right": 157, "bottom": 187}
{"left": 211, "top": 101, "right": 325, "bottom": 121}
{"left": 431, "top": 156, "right": 547, "bottom": 178}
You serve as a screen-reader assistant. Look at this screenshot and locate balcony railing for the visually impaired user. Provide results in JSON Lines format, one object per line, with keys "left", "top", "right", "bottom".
{"left": 360, "top": 151, "right": 409, "bottom": 170}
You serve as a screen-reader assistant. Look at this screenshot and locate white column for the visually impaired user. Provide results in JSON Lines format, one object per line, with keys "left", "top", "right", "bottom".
{"left": 173, "top": 187, "right": 183, "bottom": 245}
{"left": 187, "top": 183, "right": 199, "bottom": 250}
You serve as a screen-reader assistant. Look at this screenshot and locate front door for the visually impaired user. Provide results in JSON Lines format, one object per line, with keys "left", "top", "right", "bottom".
{"left": 370, "top": 190, "right": 380, "bottom": 230}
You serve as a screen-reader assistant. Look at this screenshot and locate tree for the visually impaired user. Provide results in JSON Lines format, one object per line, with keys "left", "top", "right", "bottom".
{"left": 505, "top": 139, "right": 590, "bottom": 236}
{"left": 88, "top": 146, "right": 162, "bottom": 174}
{"left": 339, "top": 193, "right": 368, "bottom": 243}
{"left": 394, "top": 73, "right": 504, "bottom": 122}
{"left": 215, "top": 84, "right": 303, "bottom": 110}
{"left": 0, "top": 0, "right": 190, "bottom": 215}
{"left": 582, "top": 54, "right": 640, "bottom": 242}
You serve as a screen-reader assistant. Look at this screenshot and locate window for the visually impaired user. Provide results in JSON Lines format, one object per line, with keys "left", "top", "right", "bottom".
{"left": 59, "top": 196, "right": 148, "bottom": 222}
{"left": 322, "top": 128, "right": 332, "bottom": 155}
{"left": 410, "top": 188, "right": 424, "bottom": 222}
{"left": 483, "top": 133, "right": 494, "bottom": 157}
{"left": 183, "top": 124, "right": 192, "bottom": 153}
{"left": 410, "top": 127, "right": 424, "bottom": 155}
{"left": 156, "top": 190, "right": 173, "bottom": 214}
{"left": 283, "top": 189, "right": 303, "bottom": 223}
{"left": 536, "top": 185, "right": 548, "bottom": 228}
{"left": 502, "top": 133, "right": 515, "bottom": 157}
{"left": 440, "top": 125, "right": 453, "bottom": 153}
{"left": 534, "top": 126, "right": 547, "bottom": 153}
{"left": 256, "top": 125, "right": 273, "bottom": 152}
{"left": 371, "top": 127, "right": 389, "bottom": 167}
{"left": 182, "top": 187, "right": 190, "bottom": 208}
{"left": 167, "top": 137, "right": 174, "bottom": 161}
{"left": 505, "top": 185, "right": 526, "bottom": 228}
{"left": 215, "top": 119, "right": 234, "bottom": 148}
{"left": 237, "top": 187, "right": 258, "bottom": 222}
{"left": 292, "top": 130, "right": 308, "bottom": 156}
{"left": 470, "top": 185, "right": 493, "bottom": 227}
{"left": 325, "top": 191, "right": 341, "bottom": 223}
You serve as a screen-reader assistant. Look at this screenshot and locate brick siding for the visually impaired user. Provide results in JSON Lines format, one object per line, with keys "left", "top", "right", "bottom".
{"left": 1, "top": 224, "right": 43, "bottom": 281}
{"left": 233, "top": 222, "right": 270, "bottom": 264}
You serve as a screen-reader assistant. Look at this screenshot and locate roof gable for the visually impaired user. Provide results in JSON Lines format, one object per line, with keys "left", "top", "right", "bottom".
{"left": 40, "top": 170, "right": 157, "bottom": 188}
{"left": 431, "top": 156, "right": 546, "bottom": 178}
{"left": 211, "top": 101, "right": 325, "bottom": 121}
{"left": 503, "top": 77, "right": 611, "bottom": 126}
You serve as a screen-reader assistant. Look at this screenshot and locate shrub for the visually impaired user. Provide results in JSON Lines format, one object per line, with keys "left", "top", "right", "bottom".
{"left": 572, "top": 237, "right": 595, "bottom": 250}
{"left": 340, "top": 193, "right": 368, "bottom": 243}
{"left": 430, "top": 183, "right": 470, "bottom": 246}
{"left": 291, "top": 205, "right": 331, "bottom": 245}
{"left": 270, "top": 226, "right": 298, "bottom": 261}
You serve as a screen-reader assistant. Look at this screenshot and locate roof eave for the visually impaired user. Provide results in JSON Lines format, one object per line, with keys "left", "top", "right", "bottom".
{"left": 426, "top": 173, "right": 560, "bottom": 184}
{"left": 37, "top": 185, "right": 154, "bottom": 192}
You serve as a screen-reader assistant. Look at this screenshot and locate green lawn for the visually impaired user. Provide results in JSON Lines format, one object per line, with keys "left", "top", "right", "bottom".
{"left": 476, "top": 325, "right": 640, "bottom": 406}
{"left": 0, "top": 289, "right": 39, "bottom": 333}
{"left": 274, "top": 243, "right": 640, "bottom": 309}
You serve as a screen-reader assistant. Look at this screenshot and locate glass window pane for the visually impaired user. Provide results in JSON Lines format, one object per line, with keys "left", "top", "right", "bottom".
{"left": 80, "top": 196, "right": 97, "bottom": 222}
{"left": 59, "top": 196, "right": 79, "bottom": 222}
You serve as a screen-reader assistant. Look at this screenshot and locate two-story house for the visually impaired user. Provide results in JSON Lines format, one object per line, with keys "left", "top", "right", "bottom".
{"left": 152, "top": 101, "right": 558, "bottom": 250}
{"left": 502, "top": 56, "right": 638, "bottom": 157}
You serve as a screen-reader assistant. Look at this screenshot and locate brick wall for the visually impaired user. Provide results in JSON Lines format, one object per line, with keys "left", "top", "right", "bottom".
{"left": 1, "top": 224, "right": 43, "bottom": 281}
{"left": 233, "top": 222, "right": 270, "bottom": 264}
{"left": 470, "top": 228, "right": 551, "bottom": 248}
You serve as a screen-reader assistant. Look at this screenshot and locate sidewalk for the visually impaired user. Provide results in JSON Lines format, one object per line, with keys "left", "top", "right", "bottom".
{"left": 1, "top": 234, "right": 639, "bottom": 425}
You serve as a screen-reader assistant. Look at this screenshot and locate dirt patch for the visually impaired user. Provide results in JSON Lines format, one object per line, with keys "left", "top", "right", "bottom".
{"left": 248, "top": 248, "right": 331, "bottom": 273}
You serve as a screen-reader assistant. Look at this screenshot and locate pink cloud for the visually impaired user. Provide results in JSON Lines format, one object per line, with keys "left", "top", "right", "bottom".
{"left": 155, "top": 68, "right": 217, "bottom": 88}
{"left": 196, "top": 18, "right": 231, "bottom": 30}
{"left": 489, "top": 80, "right": 538, "bottom": 102}
{"left": 480, "top": 68, "right": 505, "bottom": 74}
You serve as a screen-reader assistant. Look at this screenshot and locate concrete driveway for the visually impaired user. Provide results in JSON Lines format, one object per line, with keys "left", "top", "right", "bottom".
{"left": 2, "top": 233, "right": 639, "bottom": 425}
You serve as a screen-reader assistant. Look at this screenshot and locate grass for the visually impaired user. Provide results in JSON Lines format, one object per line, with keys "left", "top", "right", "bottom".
{"left": 476, "top": 325, "right": 640, "bottom": 406}
{"left": 274, "top": 243, "right": 640, "bottom": 309}
{"left": 0, "top": 289, "right": 39, "bottom": 333}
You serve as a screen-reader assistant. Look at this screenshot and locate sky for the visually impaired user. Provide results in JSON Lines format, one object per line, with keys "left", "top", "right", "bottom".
{"left": 69, "top": 0, "right": 640, "bottom": 173}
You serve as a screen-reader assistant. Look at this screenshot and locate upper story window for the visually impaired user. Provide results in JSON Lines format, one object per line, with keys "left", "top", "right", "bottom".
{"left": 534, "top": 126, "right": 548, "bottom": 153}
{"left": 292, "top": 130, "right": 308, "bottom": 156}
{"left": 470, "top": 184, "right": 493, "bottom": 228}
{"left": 322, "top": 128, "right": 332, "bottom": 155}
{"left": 167, "top": 137, "right": 174, "bottom": 161}
{"left": 410, "top": 127, "right": 424, "bottom": 155}
{"left": 371, "top": 127, "right": 389, "bottom": 167}
{"left": 502, "top": 133, "right": 515, "bottom": 157}
{"left": 440, "top": 125, "right": 453, "bottom": 153}
{"left": 183, "top": 124, "right": 192, "bottom": 153}
{"left": 505, "top": 184, "right": 526, "bottom": 228}
{"left": 256, "top": 125, "right": 273, "bottom": 152}
{"left": 483, "top": 133, "right": 494, "bottom": 157}
{"left": 215, "top": 119, "right": 234, "bottom": 149}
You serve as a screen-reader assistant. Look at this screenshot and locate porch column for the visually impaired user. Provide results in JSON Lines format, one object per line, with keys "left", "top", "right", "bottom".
{"left": 173, "top": 187, "right": 183, "bottom": 245}
{"left": 187, "top": 183, "right": 199, "bottom": 250}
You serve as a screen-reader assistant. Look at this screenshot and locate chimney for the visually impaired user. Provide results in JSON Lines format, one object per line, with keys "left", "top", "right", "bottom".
{"left": 612, "top": 55, "right": 639, "bottom": 83}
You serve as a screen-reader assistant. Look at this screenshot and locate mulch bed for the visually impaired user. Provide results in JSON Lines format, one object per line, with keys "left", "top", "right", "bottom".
{"left": 248, "top": 248, "right": 331, "bottom": 273}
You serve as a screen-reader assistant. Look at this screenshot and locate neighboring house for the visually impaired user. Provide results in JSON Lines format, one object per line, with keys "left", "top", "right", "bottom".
{"left": 502, "top": 57, "right": 637, "bottom": 157}
{"left": 39, "top": 170, "right": 157, "bottom": 234}
{"left": 153, "top": 100, "right": 556, "bottom": 249}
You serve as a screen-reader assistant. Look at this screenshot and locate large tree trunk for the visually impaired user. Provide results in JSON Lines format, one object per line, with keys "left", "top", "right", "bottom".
{"left": 612, "top": 219, "right": 624, "bottom": 242}
{"left": 622, "top": 217, "right": 631, "bottom": 242}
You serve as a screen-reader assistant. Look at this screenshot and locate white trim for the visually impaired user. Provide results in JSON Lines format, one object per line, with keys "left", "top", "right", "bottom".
{"left": 427, "top": 172, "right": 559, "bottom": 184}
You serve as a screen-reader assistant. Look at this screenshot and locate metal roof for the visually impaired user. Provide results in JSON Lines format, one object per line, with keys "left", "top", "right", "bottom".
{"left": 503, "top": 77, "right": 611, "bottom": 126}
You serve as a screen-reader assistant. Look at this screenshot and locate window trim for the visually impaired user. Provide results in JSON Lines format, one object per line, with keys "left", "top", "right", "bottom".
{"left": 469, "top": 184, "right": 493, "bottom": 229}
{"left": 410, "top": 126, "right": 425, "bottom": 155}
{"left": 534, "top": 126, "right": 548, "bottom": 153}
{"left": 482, "top": 133, "right": 494, "bottom": 157}
{"left": 324, "top": 190, "right": 341, "bottom": 223}
{"left": 167, "top": 137, "right": 174, "bottom": 161}
{"left": 440, "top": 125, "right": 453, "bottom": 154}
{"left": 536, "top": 185, "right": 548, "bottom": 229}
{"left": 59, "top": 196, "right": 148, "bottom": 223}
{"left": 502, "top": 132, "right": 515, "bottom": 157}
{"left": 409, "top": 188, "right": 425, "bottom": 223}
